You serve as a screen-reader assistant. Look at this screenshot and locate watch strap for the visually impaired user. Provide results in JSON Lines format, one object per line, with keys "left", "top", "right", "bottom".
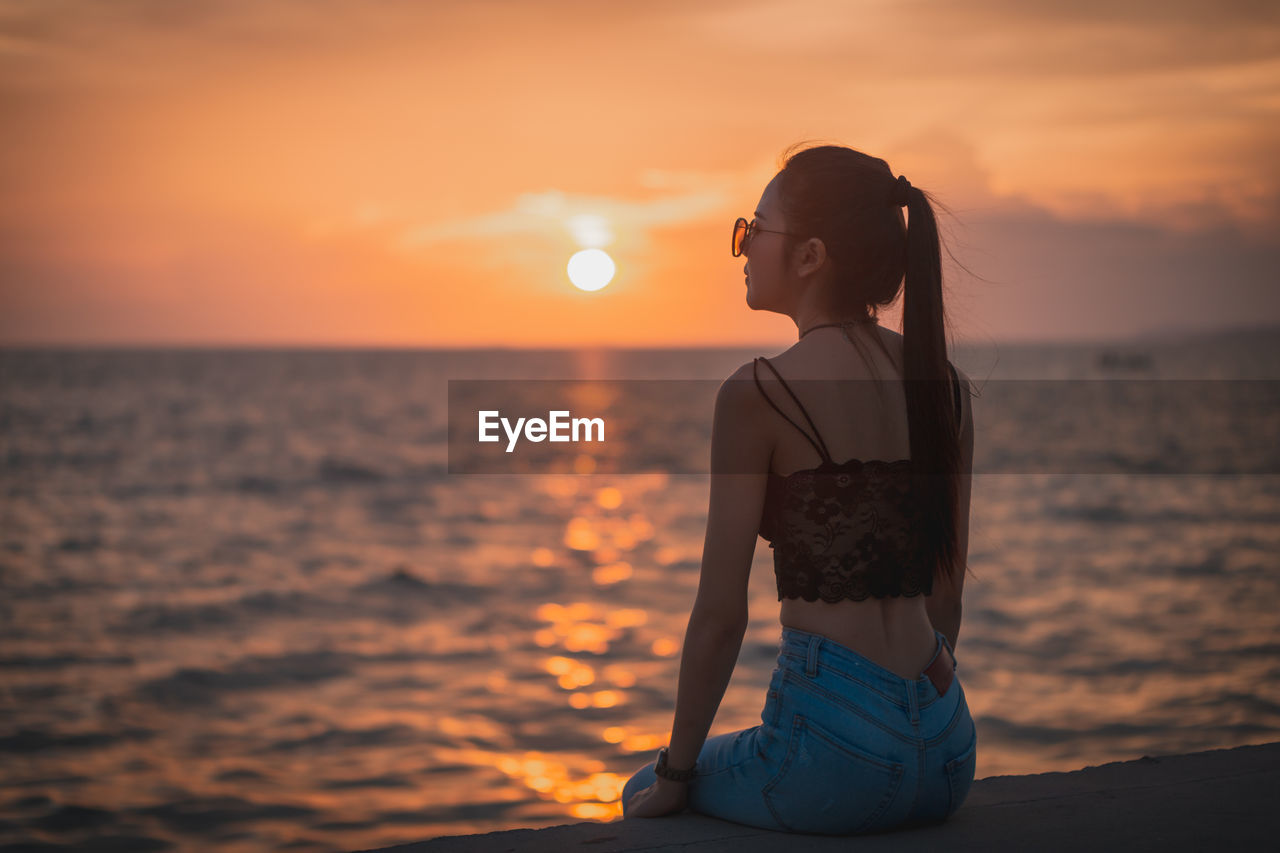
{"left": 654, "top": 747, "right": 697, "bottom": 782}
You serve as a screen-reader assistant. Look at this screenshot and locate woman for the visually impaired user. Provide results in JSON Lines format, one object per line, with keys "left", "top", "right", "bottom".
{"left": 621, "top": 143, "right": 976, "bottom": 835}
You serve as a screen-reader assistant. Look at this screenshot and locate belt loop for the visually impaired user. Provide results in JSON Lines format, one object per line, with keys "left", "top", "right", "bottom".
{"left": 906, "top": 678, "right": 920, "bottom": 725}
{"left": 805, "top": 635, "right": 820, "bottom": 677}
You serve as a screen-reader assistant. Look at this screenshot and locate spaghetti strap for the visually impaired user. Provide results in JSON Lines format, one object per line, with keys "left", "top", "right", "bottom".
{"left": 752, "top": 357, "right": 832, "bottom": 464}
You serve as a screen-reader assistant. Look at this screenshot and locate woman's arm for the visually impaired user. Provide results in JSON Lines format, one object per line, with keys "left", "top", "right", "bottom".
{"left": 662, "top": 365, "right": 772, "bottom": 770}
{"left": 663, "top": 619, "right": 748, "bottom": 771}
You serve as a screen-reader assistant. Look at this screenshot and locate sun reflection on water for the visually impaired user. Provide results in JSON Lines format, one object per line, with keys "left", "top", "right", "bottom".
{"left": 493, "top": 752, "right": 628, "bottom": 820}
{"left": 521, "top": 591, "right": 680, "bottom": 815}
{"left": 592, "top": 562, "right": 634, "bottom": 586}
{"left": 651, "top": 637, "right": 680, "bottom": 657}
{"left": 533, "top": 601, "right": 652, "bottom": 655}
{"left": 563, "top": 511, "right": 654, "bottom": 556}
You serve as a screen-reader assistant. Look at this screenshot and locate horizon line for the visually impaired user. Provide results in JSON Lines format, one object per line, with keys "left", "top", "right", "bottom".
{"left": 2, "top": 325, "right": 1276, "bottom": 352}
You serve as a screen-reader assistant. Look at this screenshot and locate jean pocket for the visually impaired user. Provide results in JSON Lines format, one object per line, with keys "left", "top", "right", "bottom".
{"left": 762, "top": 714, "right": 905, "bottom": 835}
{"left": 945, "top": 730, "right": 978, "bottom": 816}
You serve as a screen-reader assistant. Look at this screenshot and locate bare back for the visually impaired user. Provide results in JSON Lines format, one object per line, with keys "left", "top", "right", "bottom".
{"left": 758, "top": 323, "right": 967, "bottom": 678}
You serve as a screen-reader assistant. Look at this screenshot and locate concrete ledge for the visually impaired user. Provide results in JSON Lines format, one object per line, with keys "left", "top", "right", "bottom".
{"left": 356, "top": 741, "right": 1280, "bottom": 852}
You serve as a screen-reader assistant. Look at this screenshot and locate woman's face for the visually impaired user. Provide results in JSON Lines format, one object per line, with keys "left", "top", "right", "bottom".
{"left": 743, "top": 174, "right": 794, "bottom": 312}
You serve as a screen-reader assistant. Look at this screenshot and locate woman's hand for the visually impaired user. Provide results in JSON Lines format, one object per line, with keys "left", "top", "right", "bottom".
{"left": 623, "top": 778, "right": 689, "bottom": 818}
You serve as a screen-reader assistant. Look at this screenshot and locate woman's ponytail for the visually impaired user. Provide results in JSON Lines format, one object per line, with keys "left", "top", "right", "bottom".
{"left": 898, "top": 176, "right": 962, "bottom": 588}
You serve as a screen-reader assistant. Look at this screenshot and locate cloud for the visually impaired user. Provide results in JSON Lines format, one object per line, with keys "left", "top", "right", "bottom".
{"left": 682, "top": 0, "right": 875, "bottom": 52}
{"left": 398, "top": 184, "right": 734, "bottom": 249}
{"left": 943, "top": 201, "right": 1280, "bottom": 342}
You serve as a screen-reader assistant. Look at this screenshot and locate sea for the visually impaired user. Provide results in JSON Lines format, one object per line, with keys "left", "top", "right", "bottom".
{"left": 2, "top": 329, "right": 1278, "bottom": 852}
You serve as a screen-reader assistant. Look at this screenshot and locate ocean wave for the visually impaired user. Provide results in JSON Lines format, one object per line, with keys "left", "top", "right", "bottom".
{"left": 317, "top": 457, "right": 386, "bottom": 484}
{"left": 0, "top": 727, "right": 155, "bottom": 755}
{"left": 134, "top": 651, "right": 355, "bottom": 708}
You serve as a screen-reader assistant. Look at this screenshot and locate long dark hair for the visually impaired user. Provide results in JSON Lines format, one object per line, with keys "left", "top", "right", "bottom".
{"left": 774, "top": 142, "right": 964, "bottom": 588}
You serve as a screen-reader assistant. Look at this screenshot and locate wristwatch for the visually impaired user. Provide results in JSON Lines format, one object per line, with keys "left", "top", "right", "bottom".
{"left": 654, "top": 747, "right": 697, "bottom": 782}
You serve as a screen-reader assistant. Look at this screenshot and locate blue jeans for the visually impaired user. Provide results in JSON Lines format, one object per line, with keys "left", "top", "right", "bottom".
{"left": 622, "top": 627, "right": 977, "bottom": 835}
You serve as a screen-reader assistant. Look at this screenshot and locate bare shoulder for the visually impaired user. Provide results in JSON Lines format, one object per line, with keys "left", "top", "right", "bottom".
{"left": 716, "top": 360, "right": 778, "bottom": 425}
{"left": 724, "top": 360, "right": 758, "bottom": 383}
{"left": 711, "top": 362, "right": 774, "bottom": 474}
{"left": 719, "top": 360, "right": 768, "bottom": 403}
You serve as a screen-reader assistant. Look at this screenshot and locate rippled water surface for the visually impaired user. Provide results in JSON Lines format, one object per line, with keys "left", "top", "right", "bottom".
{"left": 2, "top": 332, "right": 1278, "bottom": 851}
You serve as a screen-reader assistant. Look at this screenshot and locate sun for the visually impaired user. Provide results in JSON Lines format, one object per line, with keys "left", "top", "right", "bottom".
{"left": 567, "top": 249, "right": 616, "bottom": 292}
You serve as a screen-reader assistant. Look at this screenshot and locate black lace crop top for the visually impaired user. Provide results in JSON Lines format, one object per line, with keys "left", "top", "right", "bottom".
{"left": 753, "top": 356, "right": 963, "bottom": 603}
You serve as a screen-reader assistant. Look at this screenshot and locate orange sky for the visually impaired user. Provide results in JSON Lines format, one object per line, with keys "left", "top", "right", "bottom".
{"left": 2, "top": 0, "right": 1278, "bottom": 346}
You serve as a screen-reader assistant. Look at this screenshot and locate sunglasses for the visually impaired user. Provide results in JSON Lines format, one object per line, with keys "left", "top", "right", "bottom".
{"left": 731, "top": 217, "right": 800, "bottom": 257}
